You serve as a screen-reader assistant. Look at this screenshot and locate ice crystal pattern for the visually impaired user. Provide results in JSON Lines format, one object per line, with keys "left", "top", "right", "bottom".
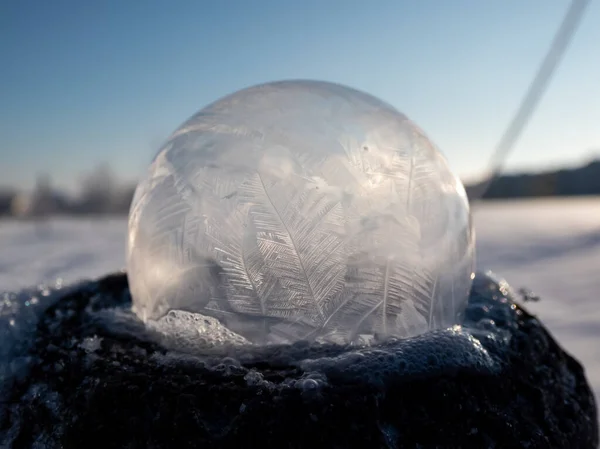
{"left": 127, "top": 80, "right": 475, "bottom": 345}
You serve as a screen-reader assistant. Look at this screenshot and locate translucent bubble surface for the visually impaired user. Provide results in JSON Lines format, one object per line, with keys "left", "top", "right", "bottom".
{"left": 127, "top": 80, "right": 475, "bottom": 345}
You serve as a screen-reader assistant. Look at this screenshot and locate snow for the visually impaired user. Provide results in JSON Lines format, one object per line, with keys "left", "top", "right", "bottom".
{"left": 0, "top": 218, "right": 127, "bottom": 292}
{"left": 472, "top": 197, "right": 600, "bottom": 402}
{"left": 0, "top": 197, "right": 599, "bottom": 400}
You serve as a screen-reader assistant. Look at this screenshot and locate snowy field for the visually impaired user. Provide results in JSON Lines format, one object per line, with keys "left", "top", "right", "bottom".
{"left": 473, "top": 197, "right": 600, "bottom": 403}
{"left": 1, "top": 198, "right": 599, "bottom": 402}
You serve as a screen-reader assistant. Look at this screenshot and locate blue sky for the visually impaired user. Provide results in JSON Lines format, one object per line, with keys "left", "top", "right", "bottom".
{"left": 1, "top": 0, "right": 599, "bottom": 192}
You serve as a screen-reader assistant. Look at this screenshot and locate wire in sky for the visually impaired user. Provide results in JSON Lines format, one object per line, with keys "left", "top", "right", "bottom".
{"left": 472, "top": 0, "right": 591, "bottom": 203}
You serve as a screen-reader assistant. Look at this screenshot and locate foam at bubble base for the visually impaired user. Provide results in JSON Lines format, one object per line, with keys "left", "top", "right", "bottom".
{"left": 147, "top": 271, "right": 517, "bottom": 389}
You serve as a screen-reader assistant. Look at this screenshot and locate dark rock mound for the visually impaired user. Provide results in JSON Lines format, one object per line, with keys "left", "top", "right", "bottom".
{"left": 0, "top": 273, "right": 597, "bottom": 449}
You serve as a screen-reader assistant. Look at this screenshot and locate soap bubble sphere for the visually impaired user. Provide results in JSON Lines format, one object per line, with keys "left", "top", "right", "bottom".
{"left": 127, "top": 80, "right": 475, "bottom": 345}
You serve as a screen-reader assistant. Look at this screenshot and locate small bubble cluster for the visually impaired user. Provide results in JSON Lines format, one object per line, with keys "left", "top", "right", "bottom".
{"left": 147, "top": 310, "right": 250, "bottom": 352}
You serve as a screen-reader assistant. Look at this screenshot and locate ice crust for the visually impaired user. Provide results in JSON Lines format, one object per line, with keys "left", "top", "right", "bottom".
{"left": 127, "top": 80, "right": 475, "bottom": 344}
{"left": 146, "top": 309, "right": 503, "bottom": 387}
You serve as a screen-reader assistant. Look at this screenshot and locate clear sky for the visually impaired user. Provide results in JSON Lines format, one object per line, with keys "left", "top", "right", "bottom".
{"left": 1, "top": 0, "right": 599, "bottom": 192}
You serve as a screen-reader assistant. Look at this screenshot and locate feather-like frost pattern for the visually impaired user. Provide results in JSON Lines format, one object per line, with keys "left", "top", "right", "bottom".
{"left": 235, "top": 170, "right": 348, "bottom": 329}
{"left": 322, "top": 211, "right": 434, "bottom": 340}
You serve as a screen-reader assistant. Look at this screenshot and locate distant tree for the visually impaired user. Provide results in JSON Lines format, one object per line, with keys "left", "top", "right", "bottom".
{"left": 30, "top": 174, "right": 57, "bottom": 216}
{"left": 0, "top": 188, "right": 17, "bottom": 216}
{"left": 111, "top": 184, "right": 136, "bottom": 214}
{"left": 77, "top": 164, "right": 116, "bottom": 214}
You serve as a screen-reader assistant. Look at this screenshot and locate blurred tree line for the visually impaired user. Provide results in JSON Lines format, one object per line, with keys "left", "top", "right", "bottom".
{"left": 1, "top": 158, "right": 600, "bottom": 218}
{"left": 0, "top": 164, "right": 136, "bottom": 218}
{"left": 465, "top": 159, "right": 600, "bottom": 200}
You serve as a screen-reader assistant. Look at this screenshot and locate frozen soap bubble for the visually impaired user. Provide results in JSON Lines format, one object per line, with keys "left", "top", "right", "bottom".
{"left": 127, "top": 80, "right": 475, "bottom": 345}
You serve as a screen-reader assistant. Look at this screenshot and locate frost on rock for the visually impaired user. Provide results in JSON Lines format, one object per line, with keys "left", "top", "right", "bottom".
{"left": 79, "top": 336, "right": 103, "bottom": 353}
{"left": 0, "top": 281, "right": 69, "bottom": 400}
{"left": 127, "top": 80, "right": 475, "bottom": 345}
